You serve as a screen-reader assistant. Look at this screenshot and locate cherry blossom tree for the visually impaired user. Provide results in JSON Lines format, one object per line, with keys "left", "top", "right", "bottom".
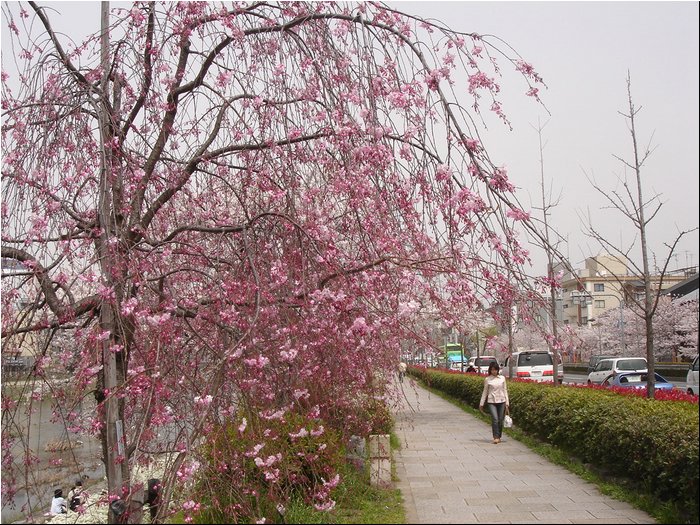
{"left": 654, "top": 297, "right": 698, "bottom": 362}
{"left": 487, "top": 322, "right": 553, "bottom": 363}
{"left": 588, "top": 296, "right": 698, "bottom": 361}
{"left": 2, "top": 2, "right": 548, "bottom": 521}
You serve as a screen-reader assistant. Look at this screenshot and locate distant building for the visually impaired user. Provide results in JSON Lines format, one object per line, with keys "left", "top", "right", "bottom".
{"left": 1, "top": 256, "right": 30, "bottom": 277}
{"left": 662, "top": 273, "right": 699, "bottom": 303}
{"left": 553, "top": 254, "right": 693, "bottom": 326}
{"left": 1, "top": 257, "right": 38, "bottom": 371}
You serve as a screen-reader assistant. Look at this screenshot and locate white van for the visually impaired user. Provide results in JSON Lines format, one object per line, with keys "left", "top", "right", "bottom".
{"left": 687, "top": 355, "right": 699, "bottom": 395}
{"left": 587, "top": 357, "right": 647, "bottom": 385}
{"left": 502, "top": 350, "right": 563, "bottom": 383}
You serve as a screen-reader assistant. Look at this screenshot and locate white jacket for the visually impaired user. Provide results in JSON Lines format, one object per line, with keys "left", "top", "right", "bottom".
{"left": 50, "top": 496, "right": 66, "bottom": 515}
{"left": 480, "top": 374, "right": 509, "bottom": 406}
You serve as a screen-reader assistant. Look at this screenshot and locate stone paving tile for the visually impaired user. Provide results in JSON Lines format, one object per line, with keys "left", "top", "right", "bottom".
{"left": 419, "top": 512, "right": 476, "bottom": 524}
{"left": 497, "top": 502, "right": 557, "bottom": 512}
{"left": 463, "top": 503, "right": 504, "bottom": 514}
{"left": 457, "top": 487, "right": 486, "bottom": 498}
{"left": 477, "top": 479, "right": 528, "bottom": 491}
{"left": 394, "top": 382, "right": 658, "bottom": 524}
{"left": 533, "top": 510, "right": 598, "bottom": 521}
{"left": 551, "top": 500, "right": 613, "bottom": 511}
{"left": 518, "top": 519, "right": 584, "bottom": 523}
{"left": 457, "top": 473, "right": 498, "bottom": 482}
{"left": 586, "top": 509, "right": 658, "bottom": 522}
{"left": 460, "top": 463, "right": 497, "bottom": 473}
{"left": 409, "top": 456, "right": 448, "bottom": 464}
{"left": 474, "top": 510, "right": 538, "bottom": 522}
{"left": 429, "top": 479, "right": 464, "bottom": 490}
{"left": 413, "top": 491, "right": 441, "bottom": 500}
{"left": 438, "top": 493, "right": 469, "bottom": 506}
{"left": 604, "top": 500, "right": 650, "bottom": 510}
{"left": 519, "top": 495, "right": 573, "bottom": 505}
{"left": 409, "top": 480, "right": 435, "bottom": 488}
{"left": 415, "top": 499, "right": 449, "bottom": 511}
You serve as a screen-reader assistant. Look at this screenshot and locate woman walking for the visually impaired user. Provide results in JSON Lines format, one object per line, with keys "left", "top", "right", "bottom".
{"left": 479, "top": 362, "right": 510, "bottom": 444}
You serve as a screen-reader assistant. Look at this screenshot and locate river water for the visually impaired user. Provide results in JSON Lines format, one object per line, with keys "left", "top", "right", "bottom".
{"left": 2, "top": 392, "right": 105, "bottom": 524}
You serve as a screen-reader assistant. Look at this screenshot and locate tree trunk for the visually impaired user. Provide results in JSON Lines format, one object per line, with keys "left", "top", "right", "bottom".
{"left": 626, "top": 78, "right": 656, "bottom": 399}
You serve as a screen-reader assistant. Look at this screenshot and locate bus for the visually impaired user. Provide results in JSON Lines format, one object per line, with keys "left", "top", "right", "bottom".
{"left": 443, "top": 343, "right": 467, "bottom": 370}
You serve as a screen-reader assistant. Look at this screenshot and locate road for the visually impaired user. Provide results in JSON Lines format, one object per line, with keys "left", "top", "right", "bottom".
{"left": 563, "top": 372, "right": 688, "bottom": 390}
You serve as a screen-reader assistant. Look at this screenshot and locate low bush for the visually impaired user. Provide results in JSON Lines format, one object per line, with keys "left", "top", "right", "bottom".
{"left": 192, "top": 410, "right": 345, "bottom": 523}
{"left": 191, "top": 394, "right": 399, "bottom": 524}
{"left": 362, "top": 397, "right": 395, "bottom": 435}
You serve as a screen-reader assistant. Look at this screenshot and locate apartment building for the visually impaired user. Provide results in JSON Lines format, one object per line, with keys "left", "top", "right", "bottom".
{"left": 554, "top": 254, "right": 693, "bottom": 326}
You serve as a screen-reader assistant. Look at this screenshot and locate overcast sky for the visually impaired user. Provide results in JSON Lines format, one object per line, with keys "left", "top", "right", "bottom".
{"left": 2, "top": 1, "right": 699, "bottom": 277}
{"left": 391, "top": 1, "right": 699, "bottom": 276}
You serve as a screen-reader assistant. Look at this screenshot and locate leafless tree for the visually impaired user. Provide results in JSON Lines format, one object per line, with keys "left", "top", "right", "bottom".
{"left": 582, "top": 73, "right": 698, "bottom": 398}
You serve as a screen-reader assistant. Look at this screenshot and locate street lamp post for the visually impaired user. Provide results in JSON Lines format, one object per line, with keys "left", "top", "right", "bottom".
{"left": 595, "top": 293, "right": 626, "bottom": 353}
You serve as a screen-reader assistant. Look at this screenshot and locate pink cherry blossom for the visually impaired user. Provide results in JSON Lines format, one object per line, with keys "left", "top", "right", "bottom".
{"left": 506, "top": 207, "right": 531, "bottom": 221}
{"left": 1, "top": 2, "right": 550, "bottom": 520}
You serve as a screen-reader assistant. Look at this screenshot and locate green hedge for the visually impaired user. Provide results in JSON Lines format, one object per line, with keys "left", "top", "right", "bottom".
{"left": 410, "top": 367, "right": 699, "bottom": 518}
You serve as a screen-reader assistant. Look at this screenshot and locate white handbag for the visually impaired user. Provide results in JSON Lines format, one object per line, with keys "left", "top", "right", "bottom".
{"left": 504, "top": 415, "right": 513, "bottom": 428}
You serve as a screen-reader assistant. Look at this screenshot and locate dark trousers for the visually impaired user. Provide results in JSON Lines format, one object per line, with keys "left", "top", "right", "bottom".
{"left": 487, "top": 402, "right": 506, "bottom": 439}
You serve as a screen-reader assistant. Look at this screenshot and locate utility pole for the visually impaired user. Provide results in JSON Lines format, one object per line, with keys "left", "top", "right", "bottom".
{"left": 591, "top": 293, "right": 626, "bottom": 353}
{"left": 97, "top": 3, "right": 126, "bottom": 522}
{"left": 507, "top": 307, "right": 514, "bottom": 379}
{"left": 534, "top": 118, "right": 561, "bottom": 383}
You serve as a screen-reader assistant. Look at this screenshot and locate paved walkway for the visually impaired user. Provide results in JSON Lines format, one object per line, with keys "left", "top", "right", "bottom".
{"left": 394, "top": 380, "right": 656, "bottom": 524}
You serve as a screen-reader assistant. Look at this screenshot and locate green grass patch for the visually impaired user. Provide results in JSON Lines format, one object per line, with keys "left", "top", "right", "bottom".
{"left": 285, "top": 432, "right": 405, "bottom": 524}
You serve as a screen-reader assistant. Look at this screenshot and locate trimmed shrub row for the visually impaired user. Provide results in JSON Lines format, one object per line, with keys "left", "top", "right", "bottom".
{"left": 410, "top": 366, "right": 699, "bottom": 519}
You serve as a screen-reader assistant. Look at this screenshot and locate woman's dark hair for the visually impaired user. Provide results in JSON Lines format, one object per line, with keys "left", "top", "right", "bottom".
{"left": 488, "top": 362, "right": 500, "bottom": 374}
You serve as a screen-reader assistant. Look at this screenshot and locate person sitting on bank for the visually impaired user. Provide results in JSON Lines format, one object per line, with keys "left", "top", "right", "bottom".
{"left": 68, "top": 479, "right": 86, "bottom": 511}
{"left": 50, "top": 488, "right": 67, "bottom": 515}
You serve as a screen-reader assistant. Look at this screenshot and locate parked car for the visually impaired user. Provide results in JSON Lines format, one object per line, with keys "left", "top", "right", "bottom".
{"left": 449, "top": 359, "right": 467, "bottom": 371}
{"left": 587, "top": 355, "right": 616, "bottom": 375}
{"left": 466, "top": 355, "right": 498, "bottom": 374}
{"left": 587, "top": 357, "right": 647, "bottom": 385}
{"left": 687, "top": 355, "right": 699, "bottom": 395}
{"left": 601, "top": 371, "right": 674, "bottom": 391}
{"left": 502, "top": 350, "right": 563, "bottom": 383}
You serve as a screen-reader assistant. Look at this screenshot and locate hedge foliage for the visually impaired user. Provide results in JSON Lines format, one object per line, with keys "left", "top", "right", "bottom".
{"left": 410, "top": 367, "right": 699, "bottom": 518}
